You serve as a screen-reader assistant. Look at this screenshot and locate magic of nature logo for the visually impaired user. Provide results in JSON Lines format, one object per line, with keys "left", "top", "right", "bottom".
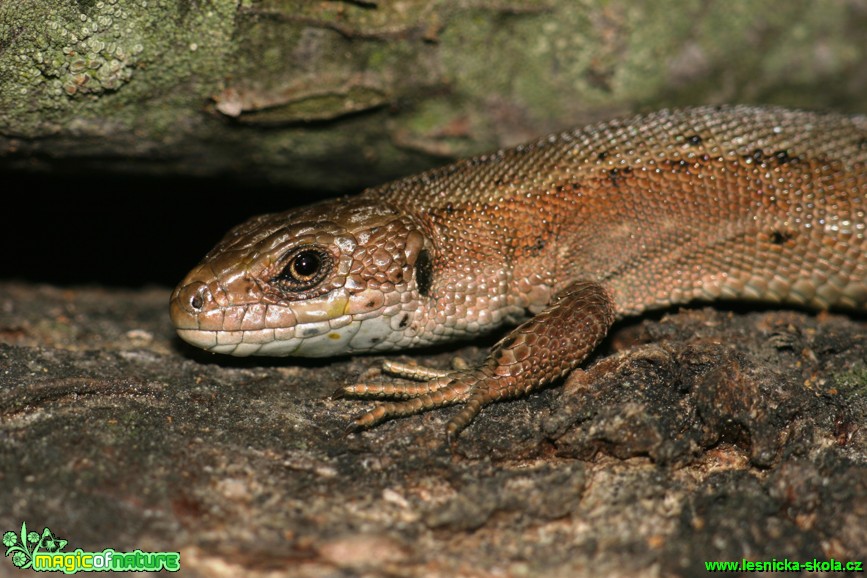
{"left": 3, "top": 522, "right": 180, "bottom": 573}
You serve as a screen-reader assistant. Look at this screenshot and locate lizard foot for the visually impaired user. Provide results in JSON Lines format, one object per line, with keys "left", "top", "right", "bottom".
{"left": 339, "top": 366, "right": 496, "bottom": 442}
{"left": 332, "top": 356, "right": 470, "bottom": 399}
{"left": 338, "top": 280, "right": 616, "bottom": 441}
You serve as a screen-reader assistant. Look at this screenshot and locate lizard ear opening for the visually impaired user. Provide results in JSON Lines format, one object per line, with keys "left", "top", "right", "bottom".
{"left": 404, "top": 230, "right": 425, "bottom": 266}
{"left": 404, "top": 230, "right": 432, "bottom": 297}
{"left": 415, "top": 250, "right": 432, "bottom": 297}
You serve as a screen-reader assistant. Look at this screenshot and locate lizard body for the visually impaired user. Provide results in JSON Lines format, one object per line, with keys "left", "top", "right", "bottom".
{"left": 170, "top": 105, "right": 867, "bottom": 438}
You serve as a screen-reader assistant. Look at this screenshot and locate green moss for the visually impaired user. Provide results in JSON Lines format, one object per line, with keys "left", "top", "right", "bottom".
{"left": 0, "top": 0, "right": 236, "bottom": 136}
{"left": 1, "top": 0, "right": 863, "bottom": 189}
{"left": 404, "top": 100, "right": 456, "bottom": 135}
{"left": 436, "top": 1, "right": 693, "bottom": 139}
{"left": 834, "top": 366, "right": 867, "bottom": 396}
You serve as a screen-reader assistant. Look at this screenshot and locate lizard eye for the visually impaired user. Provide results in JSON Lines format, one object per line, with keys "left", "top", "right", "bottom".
{"left": 272, "top": 246, "right": 332, "bottom": 291}
{"left": 290, "top": 251, "right": 321, "bottom": 279}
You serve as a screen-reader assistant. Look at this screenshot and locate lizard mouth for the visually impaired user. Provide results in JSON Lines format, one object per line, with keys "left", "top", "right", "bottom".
{"left": 170, "top": 278, "right": 413, "bottom": 357}
{"left": 174, "top": 318, "right": 403, "bottom": 358}
{"left": 174, "top": 327, "right": 307, "bottom": 356}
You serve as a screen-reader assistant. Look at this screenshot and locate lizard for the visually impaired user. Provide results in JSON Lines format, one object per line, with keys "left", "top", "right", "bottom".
{"left": 170, "top": 105, "right": 867, "bottom": 441}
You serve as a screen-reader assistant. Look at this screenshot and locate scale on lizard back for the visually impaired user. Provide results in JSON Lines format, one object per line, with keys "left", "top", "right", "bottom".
{"left": 171, "top": 105, "right": 867, "bottom": 440}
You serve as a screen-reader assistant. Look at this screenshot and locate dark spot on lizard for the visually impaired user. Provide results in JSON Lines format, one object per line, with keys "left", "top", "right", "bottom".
{"left": 773, "top": 150, "right": 799, "bottom": 165}
{"left": 662, "top": 159, "right": 692, "bottom": 173}
{"left": 445, "top": 203, "right": 454, "bottom": 214}
{"left": 398, "top": 314, "right": 410, "bottom": 329}
{"left": 745, "top": 149, "right": 765, "bottom": 163}
{"left": 415, "top": 249, "right": 432, "bottom": 297}
{"left": 597, "top": 150, "right": 610, "bottom": 161}
{"left": 607, "top": 167, "right": 632, "bottom": 187}
{"left": 303, "top": 327, "right": 323, "bottom": 337}
{"left": 686, "top": 134, "right": 703, "bottom": 146}
{"left": 555, "top": 183, "right": 582, "bottom": 194}
{"left": 857, "top": 137, "right": 867, "bottom": 150}
{"left": 524, "top": 236, "right": 546, "bottom": 255}
{"left": 770, "top": 230, "right": 793, "bottom": 245}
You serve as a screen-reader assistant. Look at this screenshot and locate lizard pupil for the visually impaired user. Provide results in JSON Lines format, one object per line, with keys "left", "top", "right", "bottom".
{"left": 292, "top": 251, "right": 320, "bottom": 280}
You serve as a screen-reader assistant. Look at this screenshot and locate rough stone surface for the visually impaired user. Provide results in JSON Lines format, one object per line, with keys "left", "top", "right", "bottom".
{"left": 1, "top": 282, "right": 865, "bottom": 576}
{"left": 2, "top": 0, "right": 866, "bottom": 189}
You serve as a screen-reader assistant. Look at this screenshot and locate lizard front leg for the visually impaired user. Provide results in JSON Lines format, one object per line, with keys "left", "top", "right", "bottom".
{"left": 337, "top": 280, "right": 617, "bottom": 441}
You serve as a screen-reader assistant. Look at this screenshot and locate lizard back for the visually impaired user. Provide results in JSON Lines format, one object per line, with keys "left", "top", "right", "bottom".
{"left": 369, "top": 105, "right": 867, "bottom": 318}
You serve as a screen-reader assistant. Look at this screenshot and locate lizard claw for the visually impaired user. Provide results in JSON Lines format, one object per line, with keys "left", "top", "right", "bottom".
{"left": 343, "top": 419, "right": 365, "bottom": 436}
{"left": 331, "top": 387, "right": 348, "bottom": 400}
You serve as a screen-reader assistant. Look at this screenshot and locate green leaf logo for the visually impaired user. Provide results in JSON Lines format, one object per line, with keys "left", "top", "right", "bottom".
{"left": 3, "top": 522, "right": 68, "bottom": 570}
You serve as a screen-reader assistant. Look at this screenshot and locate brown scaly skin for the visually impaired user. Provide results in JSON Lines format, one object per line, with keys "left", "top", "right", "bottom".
{"left": 171, "top": 105, "right": 867, "bottom": 440}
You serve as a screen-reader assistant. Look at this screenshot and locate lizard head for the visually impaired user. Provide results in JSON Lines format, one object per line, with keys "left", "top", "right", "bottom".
{"left": 170, "top": 197, "right": 432, "bottom": 357}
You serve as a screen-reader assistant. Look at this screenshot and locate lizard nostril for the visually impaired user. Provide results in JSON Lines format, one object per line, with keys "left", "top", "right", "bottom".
{"left": 178, "top": 282, "right": 210, "bottom": 313}
{"left": 170, "top": 280, "right": 213, "bottom": 329}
